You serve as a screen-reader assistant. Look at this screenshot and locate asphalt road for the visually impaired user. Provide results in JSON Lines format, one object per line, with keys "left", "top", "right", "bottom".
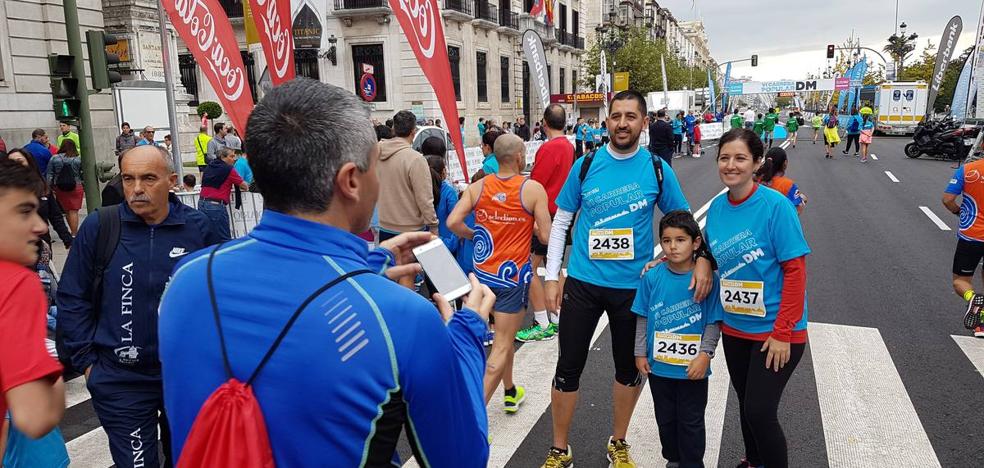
{"left": 58, "top": 132, "right": 984, "bottom": 467}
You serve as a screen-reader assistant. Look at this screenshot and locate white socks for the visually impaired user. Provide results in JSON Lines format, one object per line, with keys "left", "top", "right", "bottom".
{"left": 534, "top": 310, "right": 550, "bottom": 328}
{"left": 549, "top": 312, "right": 560, "bottom": 324}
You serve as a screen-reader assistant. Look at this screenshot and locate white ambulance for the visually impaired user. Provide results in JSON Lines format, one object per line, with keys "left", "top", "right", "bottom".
{"left": 874, "top": 81, "right": 928, "bottom": 135}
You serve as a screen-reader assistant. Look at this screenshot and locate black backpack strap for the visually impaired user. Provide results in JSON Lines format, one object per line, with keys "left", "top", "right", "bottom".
{"left": 205, "top": 244, "right": 371, "bottom": 385}
{"left": 651, "top": 153, "right": 664, "bottom": 205}
{"left": 577, "top": 150, "right": 597, "bottom": 184}
{"left": 91, "top": 205, "right": 121, "bottom": 308}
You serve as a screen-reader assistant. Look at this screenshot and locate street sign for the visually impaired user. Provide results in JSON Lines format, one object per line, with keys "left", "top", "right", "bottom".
{"left": 361, "top": 63, "right": 374, "bottom": 75}
{"left": 359, "top": 73, "right": 377, "bottom": 101}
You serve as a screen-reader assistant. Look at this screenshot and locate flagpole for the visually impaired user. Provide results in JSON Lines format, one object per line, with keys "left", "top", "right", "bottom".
{"left": 661, "top": 55, "right": 670, "bottom": 109}
{"left": 157, "top": 1, "right": 183, "bottom": 179}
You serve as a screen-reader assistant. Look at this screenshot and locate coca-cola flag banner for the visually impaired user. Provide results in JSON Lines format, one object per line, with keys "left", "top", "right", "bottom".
{"left": 247, "top": 0, "right": 295, "bottom": 86}
{"left": 388, "top": 0, "right": 468, "bottom": 180}
{"left": 163, "top": 0, "right": 255, "bottom": 133}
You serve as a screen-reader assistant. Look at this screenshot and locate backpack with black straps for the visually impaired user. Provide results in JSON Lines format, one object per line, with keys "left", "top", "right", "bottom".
{"left": 578, "top": 148, "right": 664, "bottom": 202}
{"left": 826, "top": 116, "right": 838, "bottom": 129}
{"left": 176, "top": 245, "right": 370, "bottom": 468}
{"left": 54, "top": 159, "right": 77, "bottom": 192}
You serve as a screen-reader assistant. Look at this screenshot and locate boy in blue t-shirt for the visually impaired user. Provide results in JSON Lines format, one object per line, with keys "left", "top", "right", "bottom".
{"left": 633, "top": 210, "right": 723, "bottom": 467}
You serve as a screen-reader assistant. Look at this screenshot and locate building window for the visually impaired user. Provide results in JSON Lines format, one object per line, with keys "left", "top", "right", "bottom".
{"left": 351, "top": 44, "right": 387, "bottom": 101}
{"left": 560, "top": 3, "right": 567, "bottom": 32}
{"left": 547, "top": 65, "right": 552, "bottom": 94}
{"left": 524, "top": 0, "right": 534, "bottom": 13}
{"left": 572, "top": 69, "right": 577, "bottom": 93}
{"left": 572, "top": 10, "right": 579, "bottom": 36}
{"left": 294, "top": 49, "right": 320, "bottom": 80}
{"left": 178, "top": 54, "right": 199, "bottom": 106}
{"left": 560, "top": 68, "right": 565, "bottom": 94}
{"left": 500, "top": 56, "right": 510, "bottom": 103}
{"left": 476, "top": 51, "right": 488, "bottom": 103}
{"left": 449, "top": 46, "right": 461, "bottom": 101}
{"left": 241, "top": 51, "right": 259, "bottom": 103}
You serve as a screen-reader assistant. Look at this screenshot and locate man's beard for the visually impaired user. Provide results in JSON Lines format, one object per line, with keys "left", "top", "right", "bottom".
{"left": 611, "top": 129, "right": 640, "bottom": 152}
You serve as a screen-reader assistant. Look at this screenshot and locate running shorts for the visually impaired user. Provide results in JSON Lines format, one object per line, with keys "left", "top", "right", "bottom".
{"left": 953, "top": 238, "right": 984, "bottom": 276}
{"left": 490, "top": 281, "right": 531, "bottom": 313}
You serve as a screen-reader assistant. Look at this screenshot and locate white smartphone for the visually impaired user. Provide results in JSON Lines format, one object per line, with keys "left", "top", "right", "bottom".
{"left": 412, "top": 238, "right": 472, "bottom": 302}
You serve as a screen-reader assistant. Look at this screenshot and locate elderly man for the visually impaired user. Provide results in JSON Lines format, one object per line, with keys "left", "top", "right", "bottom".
{"left": 135, "top": 126, "right": 156, "bottom": 146}
{"left": 58, "top": 145, "right": 221, "bottom": 468}
{"left": 158, "top": 78, "right": 493, "bottom": 466}
{"left": 198, "top": 147, "right": 248, "bottom": 241}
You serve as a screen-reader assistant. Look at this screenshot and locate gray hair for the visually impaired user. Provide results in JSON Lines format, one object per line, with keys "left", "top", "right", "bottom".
{"left": 120, "top": 144, "right": 175, "bottom": 173}
{"left": 245, "top": 78, "right": 375, "bottom": 213}
{"left": 217, "top": 147, "right": 236, "bottom": 160}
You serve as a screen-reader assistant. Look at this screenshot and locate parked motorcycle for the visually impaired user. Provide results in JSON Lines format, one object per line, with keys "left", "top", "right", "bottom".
{"left": 905, "top": 118, "right": 980, "bottom": 160}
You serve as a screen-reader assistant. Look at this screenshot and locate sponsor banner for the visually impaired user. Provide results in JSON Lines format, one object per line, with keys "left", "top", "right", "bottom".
{"left": 700, "top": 122, "right": 724, "bottom": 140}
{"left": 722, "top": 62, "right": 732, "bottom": 110}
{"left": 727, "top": 78, "right": 844, "bottom": 95}
{"left": 835, "top": 77, "right": 850, "bottom": 91}
{"left": 163, "top": 0, "right": 255, "bottom": 133}
{"left": 928, "top": 16, "right": 963, "bottom": 116}
{"left": 248, "top": 0, "right": 296, "bottom": 86}
{"left": 707, "top": 68, "right": 716, "bottom": 113}
{"left": 952, "top": 54, "right": 974, "bottom": 120}
{"left": 523, "top": 30, "right": 551, "bottom": 111}
{"left": 388, "top": 0, "right": 468, "bottom": 179}
{"left": 778, "top": 92, "right": 795, "bottom": 98}
{"left": 550, "top": 92, "right": 607, "bottom": 104}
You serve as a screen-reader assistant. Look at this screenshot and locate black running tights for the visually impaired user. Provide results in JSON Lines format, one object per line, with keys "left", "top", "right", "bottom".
{"left": 722, "top": 334, "right": 805, "bottom": 468}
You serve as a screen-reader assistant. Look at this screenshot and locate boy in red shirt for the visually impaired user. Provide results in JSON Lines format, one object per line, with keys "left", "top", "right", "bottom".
{"left": 0, "top": 158, "right": 65, "bottom": 453}
{"left": 692, "top": 120, "right": 703, "bottom": 158}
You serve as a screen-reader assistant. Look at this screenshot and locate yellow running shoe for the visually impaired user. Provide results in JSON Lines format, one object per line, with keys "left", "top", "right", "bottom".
{"left": 541, "top": 446, "right": 573, "bottom": 468}
{"left": 606, "top": 437, "right": 636, "bottom": 468}
{"left": 503, "top": 385, "right": 526, "bottom": 414}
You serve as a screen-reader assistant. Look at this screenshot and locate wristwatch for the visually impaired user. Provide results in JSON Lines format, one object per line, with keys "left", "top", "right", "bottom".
{"left": 702, "top": 349, "right": 715, "bottom": 359}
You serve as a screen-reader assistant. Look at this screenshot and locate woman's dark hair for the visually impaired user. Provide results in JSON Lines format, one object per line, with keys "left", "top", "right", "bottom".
{"left": 659, "top": 210, "right": 701, "bottom": 242}
{"left": 718, "top": 128, "right": 765, "bottom": 162}
{"left": 420, "top": 136, "right": 446, "bottom": 158}
{"left": 425, "top": 154, "right": 446, "bottom": 212}
{"left": 183, "top": 173, "right": 197, "bottom": 187}
{"left": 756, "top": 147, "right": 788, "bottom": 183}
{"left": 374, "top": 124, "right": 393, "bottom": 141}
{"left": 58, "top": 139, "right": 78, "bottom": 157}
{"left": 0, "top": 149, "right": 46, "bottom": 195}
{"left": 482, "top": 127, "right": 504, "bottom": 148}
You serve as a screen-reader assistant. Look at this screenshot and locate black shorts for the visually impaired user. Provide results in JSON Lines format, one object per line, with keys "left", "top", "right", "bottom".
{"left": 530, "top": 219, "right": 572, "bottom": 256}
{"left": 953, "top": 238, "right": 984, "bottom": 276}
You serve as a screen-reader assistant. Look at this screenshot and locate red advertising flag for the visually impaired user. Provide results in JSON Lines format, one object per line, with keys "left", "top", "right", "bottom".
{"left": 162, "top": 0, "right": 255, "bottom": 134}
{"left": 388, "top": 0, "right": 469, "bottom": 180}
{"left": 247, "top": 0, "right": 296, "bottom": 86}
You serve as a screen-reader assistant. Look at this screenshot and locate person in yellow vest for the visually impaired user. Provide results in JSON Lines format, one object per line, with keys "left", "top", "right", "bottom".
{"left": 194, "top": 125, "right": 212, "bottom": 173}
{"left": 57, "top": 122, "right": 80, "bottom": 157}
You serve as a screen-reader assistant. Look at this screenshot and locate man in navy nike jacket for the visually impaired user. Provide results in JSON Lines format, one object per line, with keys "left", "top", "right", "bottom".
{"left": 57, "top": 145, "right": 221, "bottom": 468}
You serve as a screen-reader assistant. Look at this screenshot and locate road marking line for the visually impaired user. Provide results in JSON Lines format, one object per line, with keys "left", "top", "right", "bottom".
{"left": 693, "top": 187, "right": 728, "bottom": 221}
{"left": 402, "top": 318, "right": 610, "bottom": 468}
{"left": 885, "top": 171, "right": 900, "bottom": 183}
{"left": 780, "top": 140, "right": 791, "bottom": 149}
{"left": 66, "top": 427, "right": 114, "bottom": 468}
{"left": 952, "top": 335, "right": 984, "bottom": 380}
{"left": 810, "top": 323, "right": 942, "bottom": 467}
{"left": 919, "top": 206, "right": 952, "bottom": 231}
{"left": 627, "top": 342, "right": 730, "bottom": 468}
{"left": 870, "top": 154, "right": 879, "bottom": 160}
{"left": 65, "top": 375, "right": 92, "bottom": 409}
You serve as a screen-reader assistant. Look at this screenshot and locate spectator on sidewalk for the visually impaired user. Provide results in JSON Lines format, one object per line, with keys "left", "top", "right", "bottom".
{"left": 205, "top": 122, "right": 228, "bottom": 164}
{"left": 0, "top": 158, "right": 66, "bottom": 443}
{"left": 199, "top": 147, "right": 248, "bottom": 241}
{"left": 158, "top": 78, "right": 493, "bottom": 467}
{"left": 57, "top": 122, "right": 80, "bottom": 156}
{"left": 180, "top": 174, "right": 197, "bottom": 192}
{"left": 227, "top": 135, "right": 253, "bottom": 186}
{"left": 649, "top": 109, "right": 675, "bottom": 166}
{"left": 115, "top": 122, "right": 137, "bottom": 157}
{"left": 57, "top": 144, "right": 221, "bottom": 468}
{"left": 47, "top": 139, "right": 84, "bottom": 235}
{"left": 24, "top": 128, "right": 53, "bottom": 176}
{"left": 2, "top": 149, "right": 72, "bottom": 249}
{"left": 163, "top": 134, "right": 172, "bottom": 153}
{"left": 516, "top": 116, "right": 531, "bottom": 141}
{"left": 194, "top": 125, "right": 212, "bottom": 173}
{"left": 135, "top": 126, "right": 156, "bottom": 146}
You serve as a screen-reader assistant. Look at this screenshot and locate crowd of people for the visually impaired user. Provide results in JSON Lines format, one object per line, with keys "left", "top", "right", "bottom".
{"left": 12, "top": 74, "right": 922, "bottom": 468}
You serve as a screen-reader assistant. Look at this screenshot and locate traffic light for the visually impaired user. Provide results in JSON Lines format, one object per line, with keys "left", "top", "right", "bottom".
{"left": 48, "top": 54, "right": 80, "bottom": 121}
{"left": 751, "top": 55, "right": 758, "bottom": 67}
{"left": 86, "top": 30, "right": 122, "bottom": 91}
{"left": 826, "top": 44, "right": 836, "bottom": 59}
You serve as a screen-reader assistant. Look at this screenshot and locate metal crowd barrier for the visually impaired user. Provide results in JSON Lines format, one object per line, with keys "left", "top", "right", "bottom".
{"left": 175, "top": 191, "right": 265, "bottom": 239}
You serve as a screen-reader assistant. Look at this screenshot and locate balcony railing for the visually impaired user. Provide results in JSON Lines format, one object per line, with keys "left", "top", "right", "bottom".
{"left": 334, "top": 0, "right": 387, "bottom": 8}
{"left": 474, "top": 1, "right": 498, "bottom": 24}
{"left": 444, "top": 0, "right": 473, "bottom": 16}
{"left": 499, "top": 10, "right": 519, "bottom": 30}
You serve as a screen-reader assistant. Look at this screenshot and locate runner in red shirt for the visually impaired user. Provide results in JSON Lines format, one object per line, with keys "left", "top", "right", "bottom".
{"left": 0, "top": 157, "right": 65, "bottom": 442}
{"left": 519, "top": 104, "right": 575, "bottom": 342}
{"left": 198, "top": 147, "right": 249, "bottom": 240}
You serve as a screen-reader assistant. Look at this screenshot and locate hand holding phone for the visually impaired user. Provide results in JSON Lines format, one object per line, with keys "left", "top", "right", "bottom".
{"left": 412, "top": 239, "right": 472, "bottom": 302}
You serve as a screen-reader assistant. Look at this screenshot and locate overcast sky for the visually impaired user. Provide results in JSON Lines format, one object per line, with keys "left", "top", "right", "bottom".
{"left": 655, "top": 0, "right": 982, "bottom": 80}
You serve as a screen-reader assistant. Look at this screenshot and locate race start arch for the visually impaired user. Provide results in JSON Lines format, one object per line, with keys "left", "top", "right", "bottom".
{"left": 726, "top": 78, "right": 853, "bottom": 95}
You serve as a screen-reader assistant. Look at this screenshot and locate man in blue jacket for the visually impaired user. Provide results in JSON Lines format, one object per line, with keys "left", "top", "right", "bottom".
{"left": 159, "top": 78, "right": 494, "bottom": 467}
{"left": 57, "top": 144, "right": 221, "bottom": 468}
{"left": 24, "top": 128, "right": 52, "bottom": 175}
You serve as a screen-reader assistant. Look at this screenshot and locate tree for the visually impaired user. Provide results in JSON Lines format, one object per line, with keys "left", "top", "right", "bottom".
{"left": 580, "top": 27, "right": 716, "bottom": 96}
{"left": 899, "top": 40, "right": 936, "bottom": 82}
{"left": 884, "top": 29, "right": 920, "bottom": 74}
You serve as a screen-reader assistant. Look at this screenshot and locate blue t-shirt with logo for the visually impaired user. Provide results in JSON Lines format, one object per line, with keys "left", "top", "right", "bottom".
{"left": 672, "top": 119, "right": 684, "bottom": 135}
{"left": 632, "top": 263, "right": 724, "bottom": 379}
{"left": 704, "top": 186, "right": 811, "bottom": 335}
{"left": 556, "top": 145, "right": 690, "bottom": 289}
{"left": 575, "top": 123, "right": 586, "bottom": 141}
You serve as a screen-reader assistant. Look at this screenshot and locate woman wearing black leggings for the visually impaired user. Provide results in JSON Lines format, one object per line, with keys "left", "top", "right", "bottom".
{"left": 705, "top": 129, "right": 811, "bottom": 468}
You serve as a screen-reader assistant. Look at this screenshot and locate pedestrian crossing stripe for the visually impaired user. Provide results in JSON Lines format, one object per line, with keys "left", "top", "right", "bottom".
{"left": 62, "top": 324, "right": 984, "bottom": 468}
